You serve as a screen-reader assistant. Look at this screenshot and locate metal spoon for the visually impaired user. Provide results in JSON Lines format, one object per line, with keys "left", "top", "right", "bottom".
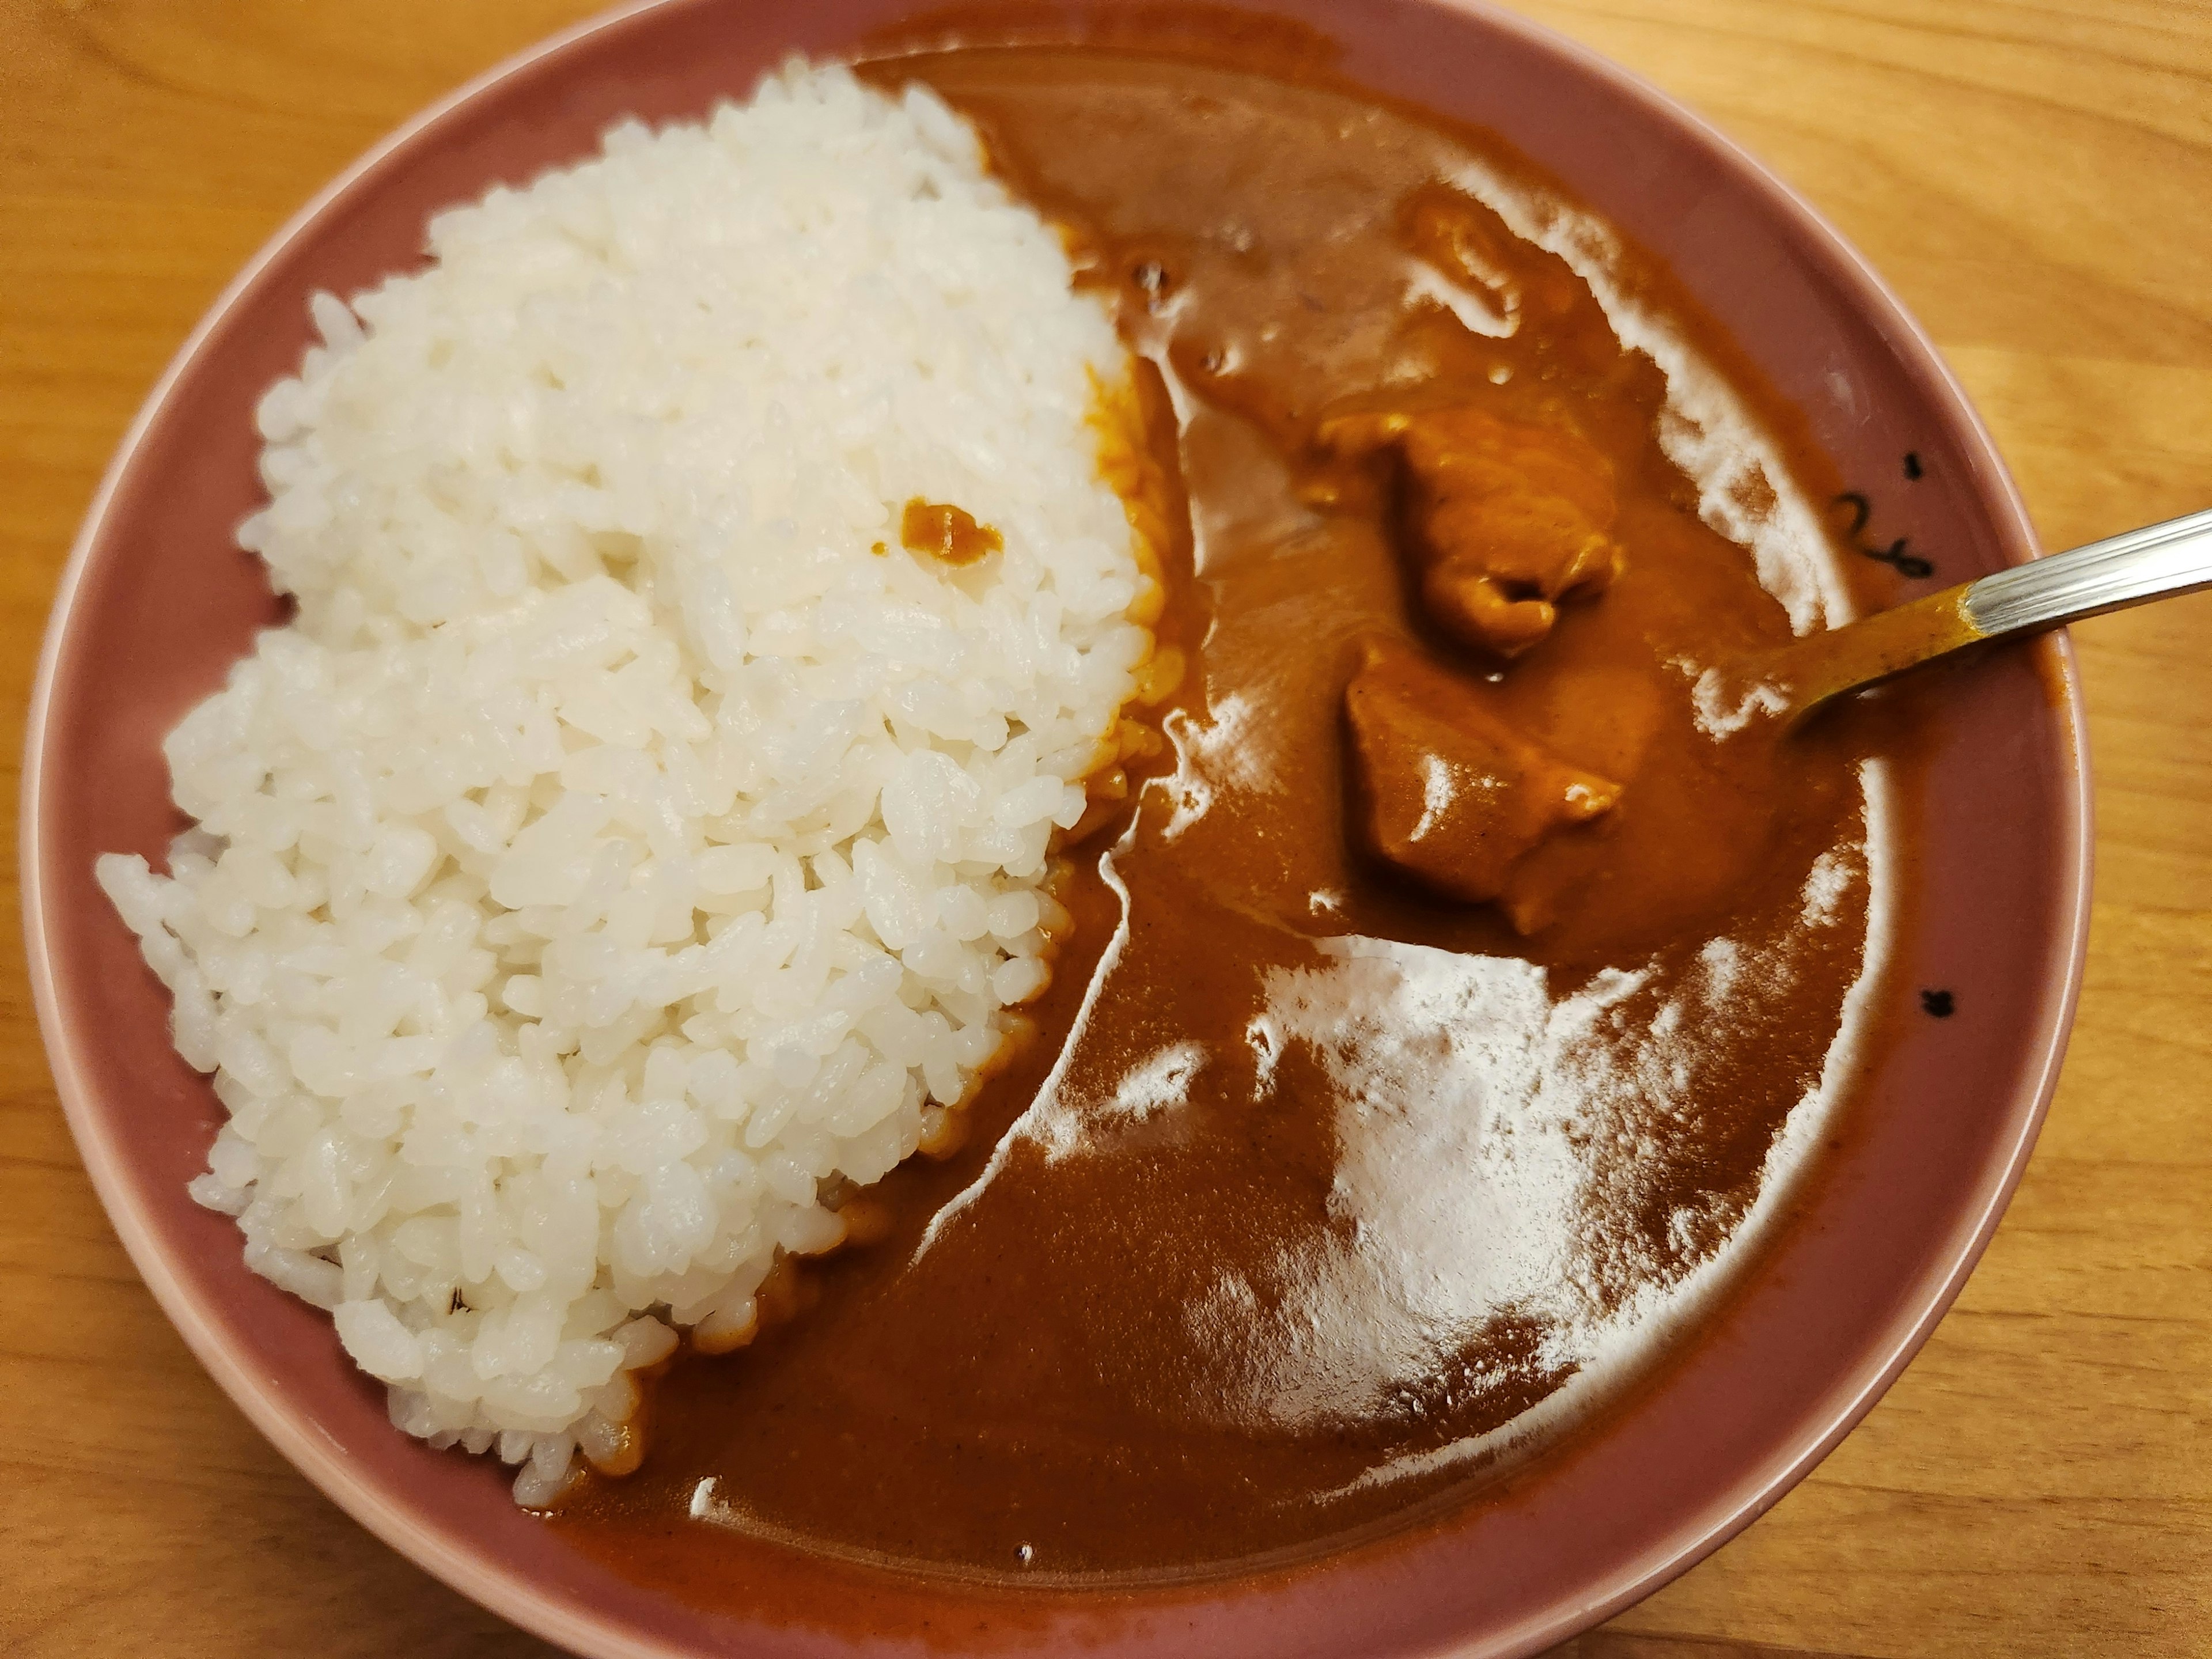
{"left": 1713, "top": 505, "right": 2212, "bottom": 730}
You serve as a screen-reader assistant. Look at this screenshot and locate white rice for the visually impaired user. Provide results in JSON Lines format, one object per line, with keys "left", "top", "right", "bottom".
{"left": 96, "top": 62, "right": 1152, "bottom": 1506}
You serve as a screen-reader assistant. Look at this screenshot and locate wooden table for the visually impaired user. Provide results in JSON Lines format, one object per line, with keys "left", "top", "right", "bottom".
{"left": 3, "top": 3, "right": 2206, "bottom": 1654}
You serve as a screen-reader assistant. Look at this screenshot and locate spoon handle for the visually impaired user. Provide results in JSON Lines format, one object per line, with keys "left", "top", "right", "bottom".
{"left": 1966, "top": 505, "right": 2212, "bottom": 637}
{"left": 1725, "top": 505, "right": 2212, "bottom": 730}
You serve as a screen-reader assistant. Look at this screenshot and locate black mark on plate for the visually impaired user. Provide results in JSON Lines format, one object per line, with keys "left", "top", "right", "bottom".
{"left": 1919, "top": 988, "right": 1956, "bottom": 1018}
{"left": 1904, "top": 450, "right": 1925, "bottom": 481}
{"left": 1835, "top": 490, "right": 1935, "bottom": 580}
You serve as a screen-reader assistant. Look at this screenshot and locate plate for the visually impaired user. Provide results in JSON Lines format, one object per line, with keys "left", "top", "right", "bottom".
{"left": 22, "top": 2, "right": 2089, "bottom": 1654}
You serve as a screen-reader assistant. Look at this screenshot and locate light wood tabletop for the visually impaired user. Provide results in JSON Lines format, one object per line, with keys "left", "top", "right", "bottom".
{"left": 3, "top": 2, "right": 2207, "bottom": 1655}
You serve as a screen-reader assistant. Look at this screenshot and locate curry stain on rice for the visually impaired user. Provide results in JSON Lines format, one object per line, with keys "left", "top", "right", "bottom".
{"left": 900, "top": 498, "right": 1005, "bottom": 565}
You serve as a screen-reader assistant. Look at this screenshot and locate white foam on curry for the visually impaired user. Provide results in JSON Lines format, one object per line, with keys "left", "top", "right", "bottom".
{"left": 1096, "top": 1040, "right": 1210, "bottom": 1126}
{"left": 1185, "top": 944, "right": 1641, "bottom": 1430}
{"left": 1689, "top": 661, "right": 1791, "bottom": 738}
{"left": 1179, "top": 692, "right": 1276, "bottom": 797}
{"left": 910, "top": 844, "right": 1137, "bottom": 1257}
{"left": 1441, "top": 158, "right": 1849, "bottom": 637}
{"left": 1313, "top": 759, "right": 1897, "bottom": 1497}
{"left": 1403, "top": 260, "right": 1517, "bottom": 339}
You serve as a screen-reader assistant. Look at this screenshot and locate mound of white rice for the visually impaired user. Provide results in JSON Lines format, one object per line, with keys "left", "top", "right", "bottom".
{"left": 97, "top": 62, "right": 1153, "bottom": 1505}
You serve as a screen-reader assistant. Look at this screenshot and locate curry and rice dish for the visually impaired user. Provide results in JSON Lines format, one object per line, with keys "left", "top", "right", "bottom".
{"left": 98, "top": 33, "right": 1907, "bottom": 1587}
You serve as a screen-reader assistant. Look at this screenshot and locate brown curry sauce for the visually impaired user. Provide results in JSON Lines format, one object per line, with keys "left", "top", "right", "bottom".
{"left": 552, "top": 42, "right": 1910, "bottom": 1588}
{"left": 900, "top": 498, "right": 1007, "bottom": 566}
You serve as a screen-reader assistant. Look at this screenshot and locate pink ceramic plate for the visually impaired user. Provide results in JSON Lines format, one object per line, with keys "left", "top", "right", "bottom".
{"left": 23, "top": 2, "right": 2089, "bottom": 1655}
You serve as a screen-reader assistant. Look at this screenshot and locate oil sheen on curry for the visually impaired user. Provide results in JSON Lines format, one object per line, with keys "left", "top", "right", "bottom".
{"left": 556, "top": 43, "right": 1896, "bottom": 1582}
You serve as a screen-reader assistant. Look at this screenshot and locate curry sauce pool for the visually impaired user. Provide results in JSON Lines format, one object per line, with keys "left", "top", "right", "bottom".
{"left": 552, "top": 44, "right": 1904, "bottom": 1581}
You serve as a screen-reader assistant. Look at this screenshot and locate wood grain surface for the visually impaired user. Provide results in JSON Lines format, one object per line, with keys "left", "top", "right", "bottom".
{"left": 3, "top": 2, "right": 2207, "bottom": 1655}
